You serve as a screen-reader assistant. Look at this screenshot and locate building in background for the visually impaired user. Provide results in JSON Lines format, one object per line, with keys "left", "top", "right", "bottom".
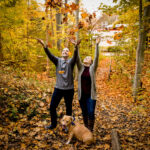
{"left": 92, "top": 13, "right": 127, "bottom": 51}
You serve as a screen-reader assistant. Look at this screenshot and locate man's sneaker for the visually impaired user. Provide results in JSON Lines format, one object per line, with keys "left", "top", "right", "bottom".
{"left": 45, "top": 124, "right": 56, "bottom": 130}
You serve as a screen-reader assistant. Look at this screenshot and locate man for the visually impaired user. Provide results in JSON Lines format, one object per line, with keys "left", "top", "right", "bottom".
{"left": 37, "top": 39, "right": 80, "bottom": 129}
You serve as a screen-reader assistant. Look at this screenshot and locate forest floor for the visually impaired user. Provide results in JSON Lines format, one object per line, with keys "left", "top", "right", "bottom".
{"left": 0, "top": 57, "right": 150, "bottom": 150}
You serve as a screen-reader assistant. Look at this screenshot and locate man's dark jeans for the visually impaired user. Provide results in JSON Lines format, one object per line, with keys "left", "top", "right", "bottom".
{"left": 49, "top": 88, "right": 74, "bottom": 126}
{"left": 79, "top": 97, "right": 96, "bottom": 120}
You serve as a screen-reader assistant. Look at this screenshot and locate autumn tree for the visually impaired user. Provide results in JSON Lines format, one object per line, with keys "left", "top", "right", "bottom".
{"left": 99, "top": 0, "right": 150, "bottom": 100}
{"left": 56, "top": 1, "right": 62, "bottom": 50}
{"left": 0, "top": 0, "right": 47, "bottom": 71}
{"left": 133, "top": 0, "right": 150, "bottom": 100}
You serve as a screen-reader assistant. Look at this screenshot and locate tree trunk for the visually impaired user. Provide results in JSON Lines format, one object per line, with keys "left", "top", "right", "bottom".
{"left": 56, "top": 7, "right": 62, "bottom": 50}
{"left": 64, "top": 0, "right": 68, "bottom": 21}
{"left": 26, "top": 0, "right": 30, "bottom": 75}
{"left": 75, "top": 0, "right": 79, "bottom": 80}
{"left": 75, "top": 0, "right": 79, "bottom": 40}
{"left": 45, "top": 0, "right": 50, "bottom": 76}
{"left": 64, "top": 0, "right": 68, "bottom": 46}
{"left": 50, "top": 8, "right": 55, "bottom": 47}
{"left": 132, "top": 0, "right": 150, "bottom": 101}
{"left": 0, "top": 32, "right": 4, "bottom": 61}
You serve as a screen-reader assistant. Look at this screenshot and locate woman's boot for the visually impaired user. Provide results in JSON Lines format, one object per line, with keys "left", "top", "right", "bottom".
{"left": 88, "top": 119, "right": 95, "bottom": 132}
{"left": 83, "top": 116, "right": 88, "bottom": 128}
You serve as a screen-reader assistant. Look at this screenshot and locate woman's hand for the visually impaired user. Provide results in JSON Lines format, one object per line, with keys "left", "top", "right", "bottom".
{"left": 36, "top": 38, "right": 46, "bottom": 48}
{"left": 96, "top": 37, "right": 101, "bottom": 44}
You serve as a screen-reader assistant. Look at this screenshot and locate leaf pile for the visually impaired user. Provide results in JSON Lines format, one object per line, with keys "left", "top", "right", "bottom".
{"left": 0, "top": 58, "right": 150, "bottom": 149}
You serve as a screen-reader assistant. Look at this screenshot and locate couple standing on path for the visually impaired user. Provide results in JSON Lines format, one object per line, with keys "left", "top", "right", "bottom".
{"left": 37, "top": 37, "right": 101, "bottom": 132}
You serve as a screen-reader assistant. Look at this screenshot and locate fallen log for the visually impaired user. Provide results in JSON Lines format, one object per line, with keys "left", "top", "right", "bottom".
{"left": 111, "top": 129, "right": 120, "bottom": 150}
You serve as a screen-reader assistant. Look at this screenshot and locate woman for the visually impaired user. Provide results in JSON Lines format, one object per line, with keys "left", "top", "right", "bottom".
{"left": 71, "top": 37, "right": 100, "bottom": 131}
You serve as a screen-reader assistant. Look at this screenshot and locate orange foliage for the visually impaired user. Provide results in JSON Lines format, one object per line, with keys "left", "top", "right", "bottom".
{"left": 70, "top": 2, "right": 78, "bottom": 11}
{"left": 48, "top": 42, "right": 52, "bottom": 48}
{"left": 45, "top": 0, "right": 62, "bottom": 8}
{"left": 48, "top": 31, "right": 52, "bottom": 36}
{"left": 81, "top": 12, "right": 88, "bottom": 19}
{"left": 114, "top": 33, "right": 122, "bottom": 40}
{"left": 62, "top": 16, "right": 68, "bottom": 23}
{"left": 93, "top": 12, "right": 96, "bottom": 18}
{"left": 61, "top": 2, "right": 78, "bottom": 15}
{"left": 68, "top": 28, "right": 78, "bottom": 35}
{"left": 107, "top": 40, "right": 112, "bottom": 44}
{"left": 78, "top": 21, "right": 84, "bottom": 29}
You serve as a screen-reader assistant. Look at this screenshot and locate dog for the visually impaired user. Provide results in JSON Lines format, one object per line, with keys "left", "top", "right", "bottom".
{"left": 60, "top": 115, "right": 94, "bottom": 144}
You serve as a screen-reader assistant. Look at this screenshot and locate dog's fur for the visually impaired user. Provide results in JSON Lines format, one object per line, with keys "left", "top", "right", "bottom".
{"left": 61, "top": 115, "right": 94, "bottom": 144}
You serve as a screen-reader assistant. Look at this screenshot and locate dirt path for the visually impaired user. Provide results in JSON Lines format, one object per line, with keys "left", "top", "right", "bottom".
{"left": 95, "top": 58, "right": 150, "bottom": 150}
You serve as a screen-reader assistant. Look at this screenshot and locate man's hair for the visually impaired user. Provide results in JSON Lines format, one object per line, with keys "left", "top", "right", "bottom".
{"left": 62, "top": 47, "right": 69, "bottom": 51}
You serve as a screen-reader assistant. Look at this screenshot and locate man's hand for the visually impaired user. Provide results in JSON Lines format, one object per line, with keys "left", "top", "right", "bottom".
{"left": 77, "top": 39, "right": 81, "bottom": 46}
{"left": 96, "top": 36, "right": 101, "bottom": 44}
{"left": 70, "top": 39, "right": 81, "bottom": 46}
{"left": 36, "top": 38, "right": 46, "bottom": 48}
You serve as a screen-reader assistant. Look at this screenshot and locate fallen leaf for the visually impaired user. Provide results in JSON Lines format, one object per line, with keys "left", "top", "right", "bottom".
{"left": 81, "top": 12, "right": 88, "bottom": 18}
{"left": 104, "top": 144, "right": 110, "bottom": 150}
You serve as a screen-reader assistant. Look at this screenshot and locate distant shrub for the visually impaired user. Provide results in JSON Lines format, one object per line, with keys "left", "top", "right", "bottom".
{"left": 107, "top": 46, "right": 122, "bottom": 52}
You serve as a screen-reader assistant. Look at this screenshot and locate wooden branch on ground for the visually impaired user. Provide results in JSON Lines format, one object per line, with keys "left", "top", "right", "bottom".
{"left": 111, "top": 129, "right": 120, "bottom": 150}
{"left": 108, "top": 58, "right": 112, "bottom": 81}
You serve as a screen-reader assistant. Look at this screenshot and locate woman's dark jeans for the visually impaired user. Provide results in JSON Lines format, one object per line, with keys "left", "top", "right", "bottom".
{"left": 79, "top": 97, "right": 96, "bottom": 120}
{"left": 49, "top": 88, "right": 74, "bottom": 126}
